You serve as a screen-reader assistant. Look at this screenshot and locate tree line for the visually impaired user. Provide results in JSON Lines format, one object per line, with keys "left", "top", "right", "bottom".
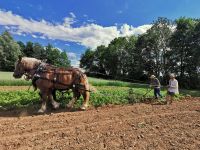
{"left": 0, "top": 31, "right": 70, "bottom": 71}
{"left": 80, "top": 17, "right": 200, "bottom": 89}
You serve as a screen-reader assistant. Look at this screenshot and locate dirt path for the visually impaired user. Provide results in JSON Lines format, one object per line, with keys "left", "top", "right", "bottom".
{"left": 0, "top": 98, "right": 200, "bottom": 150}
{"left": 0, "top": 86, "right": 32, "bottom": 91}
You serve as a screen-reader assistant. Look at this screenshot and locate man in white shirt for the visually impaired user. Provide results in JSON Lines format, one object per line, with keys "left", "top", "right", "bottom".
{"left": 166, "top": 73, "right": 179, "bottom": 104}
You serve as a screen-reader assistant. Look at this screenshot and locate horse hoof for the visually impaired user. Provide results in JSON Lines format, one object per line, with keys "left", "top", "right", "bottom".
{"left": 53, "top": 103, "right": 60, "bottom": 109}
{"left": 66, "top": 105, "right": 74, "bottom": 110}
{"left": 38, "top": 109, "right": 45, "bottom": 113}
{"left": 66, "top": 102, "right": 74, "bottom": 108}
{"left": 80, "top": 105, "right": 88, "bottom": 110}
{"left": 66, "top": 104, "right": 71, "bottom": 108}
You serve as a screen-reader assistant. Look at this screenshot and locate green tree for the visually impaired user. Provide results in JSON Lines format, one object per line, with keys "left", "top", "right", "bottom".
{"left": 93, "top": 45, "right": 107, "bottom": 74}
{"left": 124, "top": 36, "right": 140, "bottom": 80}
{"left": 136, "top": 17, "right": 173, "bottom": 81}
{"left": 186, "top": 20, "right": 200, "bottom": 88}
{"left": 80, "top": 36, "right": 139, "bottom": 80}
{"left": 80, "top": 49, "right": 95, "bottom": 72}
{"left": 57, "top": 51, "right": 71, "bottom": 67}
{"left": 105, "top": 37, "right": 130, "bottom": 78}
{"left": 0, "top": 31, "right": 21, "bottom": 71}
{"left": 17, "top": 41, "right": 26, "bottom": 55}
{"left": 32, "top": 42, "right": 46, "bottom": 59}
{"left": 24, "top": 41, "right": 34, "bottom": 57}
{"left": 45, "top": 44, "right": 70, "bottom": 67}
{"left": 169, "top": 17, "right": 198, "bottom": 88}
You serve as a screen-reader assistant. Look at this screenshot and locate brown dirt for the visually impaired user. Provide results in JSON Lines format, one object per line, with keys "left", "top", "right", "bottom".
{"left": 0, "top": 86, "right": 33, "bottom": 91}
{"left": 0, "top": 98, "right": 200, "bottom": 150}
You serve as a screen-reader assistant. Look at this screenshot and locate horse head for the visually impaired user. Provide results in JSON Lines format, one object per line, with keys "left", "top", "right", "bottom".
{"left": 13, "top": 56, "right": 42, "bottom": 78}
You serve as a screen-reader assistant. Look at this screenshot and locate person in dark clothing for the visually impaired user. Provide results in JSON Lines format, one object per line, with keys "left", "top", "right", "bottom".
{"left": 149, "top": 75, "right": 162, "bottom": 99}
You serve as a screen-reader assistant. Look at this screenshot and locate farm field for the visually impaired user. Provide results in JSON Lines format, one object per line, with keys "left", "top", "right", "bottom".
{"left": 0, "top": 71, "right": 200, "bottom": 149}
{"left": 0, "top": 71, "right": 30, "bottom": 86}
{"left": 0, "top": 71, "right": 200, "bottom": 109}
{"left": 0, "top": 98, "right": 200, "bottom": 149}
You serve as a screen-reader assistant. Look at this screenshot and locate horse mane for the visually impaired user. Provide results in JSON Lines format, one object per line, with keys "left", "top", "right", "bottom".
{"left": 21, "top": 57, "right": 42, "bottom": 70}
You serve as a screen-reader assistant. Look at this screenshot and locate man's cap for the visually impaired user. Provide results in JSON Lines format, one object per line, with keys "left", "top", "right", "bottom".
{"left": 150, "top": 75, "right": 156, "bottom": 79}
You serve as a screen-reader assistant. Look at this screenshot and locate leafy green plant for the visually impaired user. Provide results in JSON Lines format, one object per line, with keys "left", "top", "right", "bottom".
{"left": 127, "top": 88, "right": 144, "bottom": 103}
{"left": 0, "top": 80, "right": 31, "bottom": 86}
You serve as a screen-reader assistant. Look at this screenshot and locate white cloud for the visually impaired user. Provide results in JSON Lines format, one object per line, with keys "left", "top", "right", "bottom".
{"left": 55, "top": 47, "right": 62, "bottom": 52}
{"left": 0, "top": 10, "right": 152, "bottom": 49}
{"left": 70, "top": 59, "right": 80, "bottom": 67}
{"left": 63, "top": 12, "right": 76, "bottom": 27}
{"left": 69, "top": 12, "right": 76, "bottom": 18}
{"left": 67, "top": 52, "right": 77, "bottom": 60}
{"left": 87, "top": 19, "right": 96, "bottom": 23}
{"left": 32, "top": 34, "right": 37, "bottom": 38}
{"left": 67, "top": 52, "right": 80, "bottom": 67}
{"left": 4, "top": 26, "right": 10, "bottom": 30}
{"left": 120, "top": 24, "right": 152, "bottom": 36}
{"left": 40, "top": 35, "right": 46, "bottom": 39}
{"left": 65, "top": 43, "right": 70, "bottom": 46}
{"left": 63, "top": 17, "right": 76, "bottom": 27}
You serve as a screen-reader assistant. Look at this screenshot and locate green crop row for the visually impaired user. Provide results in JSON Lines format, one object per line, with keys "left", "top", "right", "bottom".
{"left": 0, "top": 80, "right": 31, "bottom": 86}
{"left": 0, "top": 86, "right": 185, "bottom": 110}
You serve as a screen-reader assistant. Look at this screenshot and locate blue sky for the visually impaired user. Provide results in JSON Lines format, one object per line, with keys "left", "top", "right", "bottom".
{"left": 0, "top": 0, "right": 200, "bottom": 66}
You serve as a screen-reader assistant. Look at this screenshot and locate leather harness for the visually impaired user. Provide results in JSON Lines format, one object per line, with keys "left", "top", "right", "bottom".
{"left": 25, "top": 63, "right": 90, "bottom": 92}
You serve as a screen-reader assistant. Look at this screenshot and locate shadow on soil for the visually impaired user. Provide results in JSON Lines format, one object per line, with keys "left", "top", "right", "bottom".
{"left": 0, "top": 98, "right": 187, "bottom": 118}
{"left": 0, "top": 105, "right": 86, "bottom": 118}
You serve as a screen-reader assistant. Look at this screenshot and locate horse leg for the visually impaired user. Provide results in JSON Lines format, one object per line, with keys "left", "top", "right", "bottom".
{"left": 80, "top": 91, "right": 90, "bottom": 110}
{"left": 49, "top": 93, "right": 60, "bottom": 109}
{"left": 38, "top": 92, "right": 48, "bottom": 113}
{"left": 52, "top": 89, "right": 57, "bottom": 100}
{"left": 80, "top": 82, "right": 90, "bottom": 110}
{"left": 66, "top": 91, "right": 79, "bottom": 108}
{"left": 66, "top": 97, "right": 76, "bottom": 108}
{"left": 38, "top": 92, "right": 42, "bottom": 101}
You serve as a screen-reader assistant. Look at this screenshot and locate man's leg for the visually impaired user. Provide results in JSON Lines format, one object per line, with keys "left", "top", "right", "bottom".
{"left": 166, "top": 91, "right": 170, "bottom": 104}
{"left": 158, "top": 88, "right": 162, "bottom": 98}
{"left": 154, "top": 88, "right": 158, "bottom": 99}
{"left": 170, "top": 94, "right": 174, "bottom": 104}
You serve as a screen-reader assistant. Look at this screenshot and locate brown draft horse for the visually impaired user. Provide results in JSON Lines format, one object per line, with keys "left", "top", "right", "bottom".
{"left": 13, "top": 56, "right": 90, "bottom": 113}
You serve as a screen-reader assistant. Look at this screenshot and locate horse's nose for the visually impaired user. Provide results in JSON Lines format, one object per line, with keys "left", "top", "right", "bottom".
{"left": 13, "top": 73, "right": 17, "bottom": 78}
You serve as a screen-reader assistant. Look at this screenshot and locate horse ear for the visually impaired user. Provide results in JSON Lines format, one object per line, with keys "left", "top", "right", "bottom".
{"left": 18, "top": 55, "right": 22, "bottom": 61}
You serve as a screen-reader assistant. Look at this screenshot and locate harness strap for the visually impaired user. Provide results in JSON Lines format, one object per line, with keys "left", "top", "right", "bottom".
{"left": 32, "top": 75, "right": 91, "bottom": 92}
{"left": 30, "top": 63, "right": 91, "bottom": 92}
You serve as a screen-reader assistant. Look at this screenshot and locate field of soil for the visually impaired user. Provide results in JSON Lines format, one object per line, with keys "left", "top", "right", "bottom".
{"left": 0, "top": 98, "right": 200, "bottom": 150}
